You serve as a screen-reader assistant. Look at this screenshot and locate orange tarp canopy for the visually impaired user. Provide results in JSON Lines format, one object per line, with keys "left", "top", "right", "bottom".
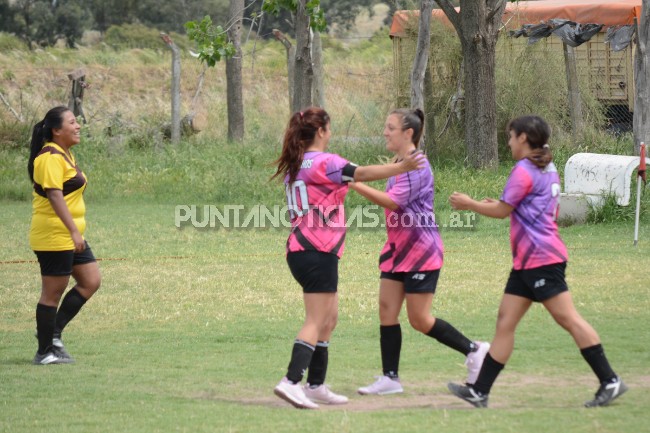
{"left": 390, "top": 0, "right": 642, "bottom": 38}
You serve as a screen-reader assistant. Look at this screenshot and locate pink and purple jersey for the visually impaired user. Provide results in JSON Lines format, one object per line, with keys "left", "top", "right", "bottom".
{"left": 500, "top": 158, "right": 568, "bottom": 270}
{"left": 285, "top": 151, "right": 356, "bottom": 258}
{"left": 379, "top": 158, "right": 444, "bottom": 272}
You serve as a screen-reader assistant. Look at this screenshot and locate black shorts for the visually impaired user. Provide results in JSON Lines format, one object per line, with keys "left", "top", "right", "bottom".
{"left": 287, "top": 251, "right": 339, "bottom": 293}
{"left": 504, "top": 262, "right": 568, "bottom": 302}
{"left": 380, "top": 270, "right": 440, "bottom": 294}
{"left": 34, "top": 241, "right": 97, "bottom": 276}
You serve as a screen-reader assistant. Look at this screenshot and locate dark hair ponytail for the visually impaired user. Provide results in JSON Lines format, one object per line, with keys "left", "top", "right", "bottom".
{"left": 507, "top": 115, "right": 553, "bottom": 169}
{"left": 271, "top": 107, "right": 330, "bottom": 183}
{"left": 27, "top": 106, "right": 70, "bottom": 181}
{"left": 390, "top": 108, "right": 425, "bottom": 147}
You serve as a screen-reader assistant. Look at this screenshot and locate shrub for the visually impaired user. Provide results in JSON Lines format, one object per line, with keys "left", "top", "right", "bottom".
{"left": 0, "top": 32, "right": 25, "bottom": 51}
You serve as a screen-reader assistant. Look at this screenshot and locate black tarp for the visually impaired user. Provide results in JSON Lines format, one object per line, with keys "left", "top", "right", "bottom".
{"left": 605, "top": 25, "right": 637, "bottom": 51}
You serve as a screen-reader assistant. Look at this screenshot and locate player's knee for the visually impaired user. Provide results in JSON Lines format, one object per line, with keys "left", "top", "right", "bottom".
{"left": 78, "top": 278, "right": 101, "bottom": 296}
{"left": 495, "top": 314, "right": 517, "bottom": 334}
{"left": 550, "top": 311, "right": 575, "bottom": 330}
{"left": 407, "top": 315, "right": 430, "bottom": 333}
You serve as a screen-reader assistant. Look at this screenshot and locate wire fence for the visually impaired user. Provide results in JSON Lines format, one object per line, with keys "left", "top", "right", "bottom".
{"left": 2, "top": 27, "right": 635, "bottom": 153}
{"left": 392, "top": 24, "right": 637, "bottom": 146}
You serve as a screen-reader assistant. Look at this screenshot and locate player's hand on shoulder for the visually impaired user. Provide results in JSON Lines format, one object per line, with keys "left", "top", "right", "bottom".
{"left": 401, "top": 150, "right": 426, "bottom": 171}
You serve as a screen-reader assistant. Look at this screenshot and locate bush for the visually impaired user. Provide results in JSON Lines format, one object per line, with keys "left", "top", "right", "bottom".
{"left": 0, "top": 118, "right": 32, "bottom": 150}
{"left": 0, "top": 32, "right": 25, "bottom": 51}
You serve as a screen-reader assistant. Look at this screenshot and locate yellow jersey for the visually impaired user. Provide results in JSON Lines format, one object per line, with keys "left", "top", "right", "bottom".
{"left": 29, "top": 142, "right": 87, "bottom": 251}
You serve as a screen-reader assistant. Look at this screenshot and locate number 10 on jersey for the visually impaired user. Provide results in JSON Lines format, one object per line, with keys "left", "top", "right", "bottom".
{"left": 286, "top": 180, "right": 309, "bottom": 218}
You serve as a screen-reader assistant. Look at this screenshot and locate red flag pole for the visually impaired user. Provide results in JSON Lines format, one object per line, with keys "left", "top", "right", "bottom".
{"left": 634, "top": 142, "right": 647, "bottom": 246}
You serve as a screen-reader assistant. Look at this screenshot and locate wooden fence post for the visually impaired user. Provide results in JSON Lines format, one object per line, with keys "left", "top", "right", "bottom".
{"left": 160, "top": 33, "right": 181, "bottom": 144}
{"left": 67, "top": 69, "right": 87, "bottom": 124}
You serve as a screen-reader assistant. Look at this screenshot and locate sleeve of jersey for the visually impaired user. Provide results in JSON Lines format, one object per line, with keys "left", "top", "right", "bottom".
{"left": 500, "top": 165, "right": 533, "bottom": 208}
{"left": 387, "top": 172, "right": 413, "bottom": 210}
{"left": 37, "top": 153, "right": 65, "bottom": 190}
{"left": 325, "top": 154, "right": 357, "bottom": 184}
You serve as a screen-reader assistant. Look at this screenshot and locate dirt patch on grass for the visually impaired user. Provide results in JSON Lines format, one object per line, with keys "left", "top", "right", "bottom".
{"left": 192, "top": 373, "right": 647, "bottom": 411}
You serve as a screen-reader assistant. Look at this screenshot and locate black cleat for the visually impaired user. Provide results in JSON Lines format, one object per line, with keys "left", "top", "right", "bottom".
{"left": 448, "top": 382, "right": 488, "bottom": 408}
{"left": 585, "top": 377, "right": 628, "bottom": 408}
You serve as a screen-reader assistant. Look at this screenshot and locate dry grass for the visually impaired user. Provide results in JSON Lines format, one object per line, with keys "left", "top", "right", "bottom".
{"left": 0, "top": 34, "right": 395, "bottom": 145}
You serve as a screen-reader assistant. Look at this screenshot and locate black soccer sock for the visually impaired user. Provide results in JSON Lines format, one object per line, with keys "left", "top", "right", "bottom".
{"left": 580, "top": 344, "right": 617, "bottom": 383}
{"left": 306, "top": 341, "right": 329, "bottom": 386}
{"left": 472, "top": 353, "right": 504, "bottom": 395}
{"left": 380, "top": 324, "right": 402, "bottom": 378}
{"left": 54, "top": 287, "right": 87, "bottom": 338}
{"left": 36, "top": 303, "right": 57, "bottom": 354}
{"left": 426, "top": 318, "right": 476, "bottom": 356}
{"left": 286, "top": 339, "right": 315, "bottom": 384}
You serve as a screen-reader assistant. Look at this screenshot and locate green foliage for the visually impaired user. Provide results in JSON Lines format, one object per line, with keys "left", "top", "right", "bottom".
{"left": 263, "top": 0, "right": 327, "bottom": 32}
{"left": 587, "top": 189, "right": 648, "bottom": 224}
{"left": 6, "top": 0, "right": 91, "bottom": 48}
{"left": 0, "top": 119, "right": 31, "bottom": 151}
{"left": 185, "top": 16, "right": 235, "bottom": 67}
{"left": 321, "top": 0, "right": 375, "bottom": 32}
{"left": 53, "top": 0, "right": 92, "bottom": 48}
{"left": 85, "top": 0, "right": 229, "bottom": 34}
{"left": 0, "top": 32, "right": 24, "bottom": 51}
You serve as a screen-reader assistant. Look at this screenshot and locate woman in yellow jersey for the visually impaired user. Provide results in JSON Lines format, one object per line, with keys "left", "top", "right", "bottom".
{"left": 28, "top": 106, "right": 101, "bottom": 365}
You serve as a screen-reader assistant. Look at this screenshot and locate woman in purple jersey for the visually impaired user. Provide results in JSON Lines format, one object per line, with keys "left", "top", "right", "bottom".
{"left": 350, "top": 108, "right": 489, "bottom": 396}
{"left": 447, "top": 115, "right": 626, "bottom": 408}
{"left": 270, "top": 107, "right": 425, "bottom": 409}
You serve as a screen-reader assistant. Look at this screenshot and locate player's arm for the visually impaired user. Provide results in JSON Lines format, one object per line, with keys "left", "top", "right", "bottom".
{"left": 449, "top": 193, "right": 513, "bottom": 219}
{"left": 352, "top": 151, "right": 425, "bottom": 182}
{"left": 46, "top": 189, "right": 85, "bottom": 252}
{"left": 349, "top": 182, "right": 399, "bottom": 211}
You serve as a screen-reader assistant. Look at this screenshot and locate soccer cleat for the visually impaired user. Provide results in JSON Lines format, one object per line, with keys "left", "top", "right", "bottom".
{"left": 52, "top": 338, "right": 75, "bottom": 363}
{"left": 465, "top": 341, "right": 490, "bottom": 384}
{"left": 584, "top": 377, "right": 628, "bottom": 408}
{"left": 358, "top": 375, "right": 404, "bottom": 395}
{"left": 447, "top": 382, "right": 489, "bottom": 408}
{"left": 32, "top": 351, "right": 69, "bottom": 365}
{"left": 303, "top": 384, "right": 349, "bottom": 405}
{"left": 274, "top": 377, "right": 319, "bottom": 409}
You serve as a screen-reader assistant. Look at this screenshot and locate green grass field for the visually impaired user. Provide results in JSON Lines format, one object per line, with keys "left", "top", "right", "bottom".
{"left": 1, "top": 199, "right": 648, "bottom": 433}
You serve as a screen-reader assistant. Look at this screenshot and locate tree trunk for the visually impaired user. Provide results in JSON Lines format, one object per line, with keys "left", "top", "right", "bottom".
{"left": 160, "top": 33, "right": 181, "bottom": 144}
{"left": 461, "top": 36, "right": 499, "bottom": 168}
{"left": 423, "top": 62, "right": 437, "bottom": 154}
{"left": 411, "top": 0, "right": 435, "bottom": 150}
{"left": 312, "top": 30, "right": 325, "bottom": 108}
{"left": 436, "top": 0, "right": 506, "bottom": 168}
{"left": 563, "top": 43, "right": 583, "bottom": 144}
{"left": 226, "top": 0, "right": 245, "bottom": 142}
{"left": 410, "top": 0, "right": 435, "bottom": 112}
{"left": 634, "top": 8, "right": 650, "bottom": 155}
{"left": 293, "top": 0, "right": 313, "bottom": 112}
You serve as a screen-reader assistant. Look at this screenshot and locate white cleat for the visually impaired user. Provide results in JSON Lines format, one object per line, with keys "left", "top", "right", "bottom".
{"left": 303, "top": 383, "right": 349, "bottom": 404}
{"left": 274, "top": 377, "right": 319, "bottom": 409}
{"left": 358, "top": 375, "right": 403, "bottom": 395}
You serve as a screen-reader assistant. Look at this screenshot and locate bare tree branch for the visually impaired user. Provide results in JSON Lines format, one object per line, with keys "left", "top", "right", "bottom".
{"left": 487, "top": 0, "right": 506, "bottom": 22}
{"left": 434, "top": 0, "right": 461, "bottom": 32}
{"left": 0, "top": 92, "right": 23, "bottom": 122}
